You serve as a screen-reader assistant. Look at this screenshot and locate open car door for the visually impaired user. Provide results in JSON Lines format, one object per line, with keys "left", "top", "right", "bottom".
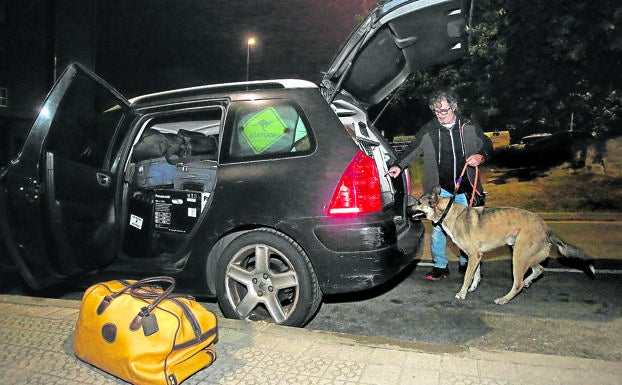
{"left": 0, "top": 63, "right": 130, "bottom": 290}
{"left": 321, "top": 0, "right": 472, "bottom": 106}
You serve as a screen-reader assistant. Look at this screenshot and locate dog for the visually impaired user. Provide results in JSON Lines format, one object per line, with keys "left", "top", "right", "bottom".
{"left": 410, "top": 186, "right": 596, "bottom": 304}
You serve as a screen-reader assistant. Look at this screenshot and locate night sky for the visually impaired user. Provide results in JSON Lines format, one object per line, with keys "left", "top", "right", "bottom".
{"left": 95, "top": 0, "right": 377, "bottom": 98}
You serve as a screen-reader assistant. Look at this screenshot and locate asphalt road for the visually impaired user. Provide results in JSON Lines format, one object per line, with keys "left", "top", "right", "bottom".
{"left": 305, "top": 258, "right": 622, "bottom": 362}
{"left": 5, "top": 218, "right": 621, "bottom": 362}
{"left": 300, "top": 218, "right": 622, "bottom": 362}
{"left": 7, "top": 257, "right": 621, "bottom": 362}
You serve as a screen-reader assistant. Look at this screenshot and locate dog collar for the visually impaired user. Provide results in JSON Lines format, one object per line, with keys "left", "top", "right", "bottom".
{"left": 436, "top": 195, "right": 455, "bottom": 225}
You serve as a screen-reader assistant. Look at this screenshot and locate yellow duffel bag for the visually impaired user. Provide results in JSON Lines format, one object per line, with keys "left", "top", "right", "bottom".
{"left": 73, "top": 276, "right": 217, "bottom": 385}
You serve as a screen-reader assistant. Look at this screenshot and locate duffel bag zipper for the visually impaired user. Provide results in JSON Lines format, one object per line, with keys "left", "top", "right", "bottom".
{"left": 168, "top": 297, "right": 217, "bottom": 350}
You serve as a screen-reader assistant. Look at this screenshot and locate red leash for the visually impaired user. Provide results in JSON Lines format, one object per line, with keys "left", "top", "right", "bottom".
{"left": 455, "top": 162, "right": 481, "bottom": 207}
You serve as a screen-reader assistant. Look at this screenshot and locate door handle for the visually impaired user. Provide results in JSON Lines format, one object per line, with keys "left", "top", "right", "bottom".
{"left": 96, "top": 172, "right": 111, "bottom": 187}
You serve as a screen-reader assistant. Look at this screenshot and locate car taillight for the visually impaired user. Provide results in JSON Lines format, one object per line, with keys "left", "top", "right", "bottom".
{"left": 328, "top": 151, "right": 382, "bottom": 216}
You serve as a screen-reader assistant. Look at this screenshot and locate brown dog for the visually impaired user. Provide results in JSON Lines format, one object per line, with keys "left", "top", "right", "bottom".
{"left": 410, "top": 186, "right": 596, "bottom": 304}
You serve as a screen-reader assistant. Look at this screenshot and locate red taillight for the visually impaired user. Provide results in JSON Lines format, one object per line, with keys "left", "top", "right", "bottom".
{"left": 328, "top": 151, "right": 382, "bottom": 216}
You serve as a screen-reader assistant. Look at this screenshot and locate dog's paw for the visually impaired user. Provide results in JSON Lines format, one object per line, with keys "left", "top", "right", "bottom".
{"left": 455, "top": 292, "right": 467, "bottom": 300}
{"left": 494, "top": 297, "right": 508, "bottom": 305}
{"left": 468, "top": 277, "right": 481, "bottom": 292}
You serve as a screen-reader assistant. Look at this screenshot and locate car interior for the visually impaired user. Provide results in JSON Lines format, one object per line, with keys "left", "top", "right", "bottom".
{"left": 121, "top": 111, "right": 222, "bottom": 260}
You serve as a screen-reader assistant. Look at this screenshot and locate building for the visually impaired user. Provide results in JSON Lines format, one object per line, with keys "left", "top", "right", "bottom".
{"left": 0, "top": 0, "right": 96, "bottom": 164}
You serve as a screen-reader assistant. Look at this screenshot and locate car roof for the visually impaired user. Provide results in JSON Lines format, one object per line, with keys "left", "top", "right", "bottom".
{"left": 129, "top": 79, "right": 317, "bottom": 107}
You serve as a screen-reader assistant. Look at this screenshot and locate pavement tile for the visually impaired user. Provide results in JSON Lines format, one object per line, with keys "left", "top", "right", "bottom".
{"left": 513, "top": 363, "right": 561, "bottom": 385}
{"left": 443, "top": 372, "right": 489, "bottom": 385}
{"left": 477, "top": 360, "right": 520, "bottom": 381}
{"left": 398, "top": 368, "right": 439, "bottom": 385}
{"left": 440, "top": 355, "right": 480, "bottom": 376}
{"left": 271, "top": 337, "right": 315, "bottom": 355}
{"left": 1, "top": 294, "right": 622, "bottom": 385}
{"left": 322, "top": 359, "right": 364, "bottom": 382}
{"left": 232, "top": 365, "right": 319, "bottom": 385}
{"left": 316, "top": 379, "right": 358, "bottom": 385}
{"left": 368, "top": 347, "right": 408, "bottom": 366}
{"left": 228, "top": 346, "right": 267, "bottom": 366}
{"left": 359, "top": 363, "right": 401, "bottom": 385}
{"left": 402, "top": 351, "right": 442, "bottom": 370}
{"left": 306, "top": 342, "right": 351, "bottom": 359}
{"left": 334, "top": 344, "right": 378, "bottom": 363}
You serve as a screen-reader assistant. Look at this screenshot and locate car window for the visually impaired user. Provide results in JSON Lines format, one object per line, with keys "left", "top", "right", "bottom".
{"left": 131, "top": 108, "right": 223, "bottom": 163}
{"left": 44, "top": 73, "right": 127, "bottom": 169}
{"left": 226, "top": 101, "right": 313, "bottom": 160}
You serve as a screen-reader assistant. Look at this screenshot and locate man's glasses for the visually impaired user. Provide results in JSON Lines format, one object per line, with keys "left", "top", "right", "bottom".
{"left": 433, "top": 107, "right": 452, "bottom": 115}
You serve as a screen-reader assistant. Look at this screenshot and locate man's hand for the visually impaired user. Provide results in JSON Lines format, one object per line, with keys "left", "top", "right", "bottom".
{"left": 386, "top": 166, "right": 402, "bottom": 178}
{"left": 466, "top": 154, "right": 484, "bottom": 167}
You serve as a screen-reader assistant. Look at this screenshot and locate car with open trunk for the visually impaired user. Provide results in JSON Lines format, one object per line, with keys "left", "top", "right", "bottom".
{"left": 0, "top": 0, "right": 470, "bottom": 326}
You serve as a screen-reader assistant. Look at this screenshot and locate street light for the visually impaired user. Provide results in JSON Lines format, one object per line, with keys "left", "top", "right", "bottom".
{"left": 246, "top": 37, "right": 256, "bottom": 82}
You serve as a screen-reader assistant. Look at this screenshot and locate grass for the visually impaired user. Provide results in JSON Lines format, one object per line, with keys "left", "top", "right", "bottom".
{"left": 408, "top": 135, "right": 622, "bottom": 212}
{"left": 408, "top": 136, "right": 622, "bottom": 261}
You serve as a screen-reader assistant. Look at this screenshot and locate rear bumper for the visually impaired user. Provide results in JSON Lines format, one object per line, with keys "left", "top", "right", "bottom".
{"left": 312, "top": 218, "right": 424, "bottom": 294}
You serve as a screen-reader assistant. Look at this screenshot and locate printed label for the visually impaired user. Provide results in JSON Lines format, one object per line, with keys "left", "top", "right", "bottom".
{"left": 129, "top": 214, "right": 143, "bottom": 230}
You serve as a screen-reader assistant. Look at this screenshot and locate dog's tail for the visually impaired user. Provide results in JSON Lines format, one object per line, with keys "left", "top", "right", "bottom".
{"left": 548, "top": 232, "right": 596, "bottom": 278}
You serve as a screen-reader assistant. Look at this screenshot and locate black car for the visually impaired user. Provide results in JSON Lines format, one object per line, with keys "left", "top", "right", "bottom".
{"left": 0, "top": 0, "right": 470, "bottom": 326}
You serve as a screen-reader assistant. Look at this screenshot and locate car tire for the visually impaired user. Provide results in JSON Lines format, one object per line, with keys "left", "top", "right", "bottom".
{"left": 215, "top": 228, "right": 322, "bottom": 327}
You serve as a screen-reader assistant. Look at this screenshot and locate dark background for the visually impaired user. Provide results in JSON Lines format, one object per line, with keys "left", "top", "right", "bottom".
{"left": 0, "top": 0, "right": 376, "bottom": 164}
{"left": 3, "top": 1, "right": 620, "bottom": 168}
{"left": 95, "top": 0, "right": 376, "bottom": 96}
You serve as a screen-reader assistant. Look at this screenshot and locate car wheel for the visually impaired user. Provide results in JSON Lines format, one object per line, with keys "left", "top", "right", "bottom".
{"left": 215, "top": 228, "right": 322, "bottom": 327}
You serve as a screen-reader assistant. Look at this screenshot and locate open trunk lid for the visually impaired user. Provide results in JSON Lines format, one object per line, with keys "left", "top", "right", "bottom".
{"left": 321, "top": 0, "right": 471, "bottom": 107}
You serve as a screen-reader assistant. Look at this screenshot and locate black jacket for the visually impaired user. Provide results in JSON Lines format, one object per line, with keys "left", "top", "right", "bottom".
{"left": 395, "top": 115, "right": 493, "bottom": 195}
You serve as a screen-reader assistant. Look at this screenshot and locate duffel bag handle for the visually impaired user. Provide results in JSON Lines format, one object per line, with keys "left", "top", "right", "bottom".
{"left": 95, "top": 276, "right": 176, "bottom": 337}
{"left": 128, "top": 276, "right": 176, "bottom": 336}
{"left": 128, "top": 276, "right": 176, "bottom": 312}
{"left": 96, "top": 276, "right": 176, "bottom": 315}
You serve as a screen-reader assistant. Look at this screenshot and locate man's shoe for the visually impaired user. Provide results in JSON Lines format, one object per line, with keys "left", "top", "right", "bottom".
{"left": 425, "top": 267, "right": 449, "bottom": 281}
{"left": 458, "top": 263, "right": 467, "bottom": 275}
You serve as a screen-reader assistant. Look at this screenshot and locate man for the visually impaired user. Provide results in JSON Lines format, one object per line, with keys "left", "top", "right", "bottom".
{"left": 387, "top": 90, "right": 493, "bottom": 280}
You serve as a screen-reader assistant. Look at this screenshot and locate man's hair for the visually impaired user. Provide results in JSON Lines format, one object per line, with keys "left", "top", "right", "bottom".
{"left": 428, "top": 90, "right": 459, "bottom": 112}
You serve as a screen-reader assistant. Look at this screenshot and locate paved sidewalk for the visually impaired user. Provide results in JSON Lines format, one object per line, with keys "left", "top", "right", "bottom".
{"left": 1, "top": 295, "right": 621, "bottom": 385}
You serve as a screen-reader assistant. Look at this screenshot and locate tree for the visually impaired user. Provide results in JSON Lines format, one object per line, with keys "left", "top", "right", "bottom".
{"left": 376, "top": 0, "right": 622, "bottom": 140}
{"left": 499, "top": 0, "right": 622, "bottom": 136}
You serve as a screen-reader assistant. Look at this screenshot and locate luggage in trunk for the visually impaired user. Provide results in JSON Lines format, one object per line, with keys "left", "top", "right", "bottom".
{"left": 174, "top": 160, "right": 217, "bottom": 192}
{"left": 135, "top": 157, "right": 176, "bottom": 188}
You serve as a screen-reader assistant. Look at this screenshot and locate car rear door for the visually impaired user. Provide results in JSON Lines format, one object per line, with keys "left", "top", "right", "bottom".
{"left": 0, "top": 63, "right": 130, "bottom": 290}
{"left": 321, "top": 0, "right": 471, "bottom": 106}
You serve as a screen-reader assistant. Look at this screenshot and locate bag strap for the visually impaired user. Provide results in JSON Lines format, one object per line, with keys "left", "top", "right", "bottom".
{"left": 95, "top": 277, "right": 176, "bottom": 336}
{"left": 128, "top": 276, "right": 176, "bottom": 313}
{"left": 97, "top": 276, "right": 175, "bottom": 313}
{"left": 127, "top": 277, "right": 176, "bottom": 336}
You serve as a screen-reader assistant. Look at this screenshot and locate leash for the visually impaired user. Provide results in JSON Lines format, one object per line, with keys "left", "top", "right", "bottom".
{"left": 454, "top": 162, "right": 481, "bottom": 207}
{"left": 436, "top": 194, "right": 455, "bottom": 225}
{"left": 436, "top": 162, "right": 475, "bottom": 225}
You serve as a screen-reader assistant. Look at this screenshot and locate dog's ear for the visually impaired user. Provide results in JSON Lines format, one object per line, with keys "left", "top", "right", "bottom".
{"left": 430, "top": 186, "right": 441, "bottom": 207}
{"left": 430, "top": 194, "right": 438, "bottom": 208}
